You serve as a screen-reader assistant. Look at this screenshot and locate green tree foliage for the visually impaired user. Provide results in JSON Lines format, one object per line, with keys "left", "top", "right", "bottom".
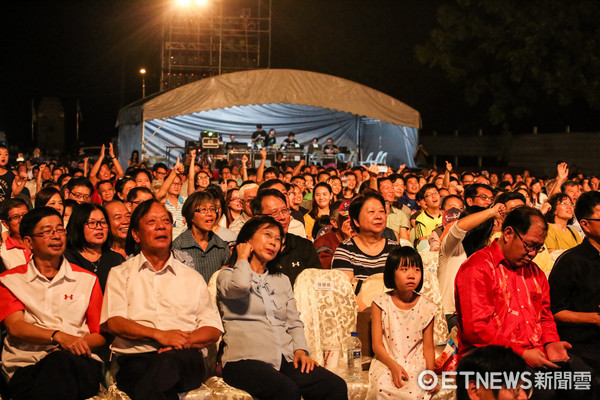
{"left": 415, "top": 0, "right": 600, "bottom": 125}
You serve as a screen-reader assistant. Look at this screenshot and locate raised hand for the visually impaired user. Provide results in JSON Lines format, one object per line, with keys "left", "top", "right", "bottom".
{"left": 173, "top": 157, "right": 184, "bottom": 174}
{"left": 557, "top": 162, "right": 569, "bottom": 181}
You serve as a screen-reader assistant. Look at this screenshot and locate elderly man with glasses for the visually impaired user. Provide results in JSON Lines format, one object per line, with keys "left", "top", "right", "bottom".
{"left": 455, "top": 206, "right": 595, "bottom": 399}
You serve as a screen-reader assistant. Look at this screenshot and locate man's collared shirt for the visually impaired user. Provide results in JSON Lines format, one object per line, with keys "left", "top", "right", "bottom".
{"left": 0, "top": 236, "right": 31, "bottom": 270}
{"left": 172, "top": 230, "right": 230, "bottom": 282}
{"left": 386, "top": 205, "right": 410, "bottom": 235}
{"left": 0, "top": 258, "right": 103, "bottom": 378}
{"left": 455, "top": 240, "right": 560, "bottom": 358}
{"left": 229, "top": 213, "right": 250, "bottom": 234}
{"left": 101, "top": 252, "right": 223, "bottom": 355}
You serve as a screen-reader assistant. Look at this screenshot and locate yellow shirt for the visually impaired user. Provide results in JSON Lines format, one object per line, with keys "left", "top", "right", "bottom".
{"left": 304, "top": 214, "right": 316, "bottom": 240}
{"left": 544, "top": 224, "right": 582, "bottom": 251}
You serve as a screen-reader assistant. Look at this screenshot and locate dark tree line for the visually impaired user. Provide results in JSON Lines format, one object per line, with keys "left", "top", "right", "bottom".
{"left": 416, "top": 0, "right": 600, "bottom": 127}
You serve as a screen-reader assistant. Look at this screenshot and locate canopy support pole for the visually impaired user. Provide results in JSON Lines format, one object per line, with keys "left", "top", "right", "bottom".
{"left": 356, "top": 115, "right": 361, "bottom": 162}
{"left": 141, "top": 111, "right": 145, "bottom": 162}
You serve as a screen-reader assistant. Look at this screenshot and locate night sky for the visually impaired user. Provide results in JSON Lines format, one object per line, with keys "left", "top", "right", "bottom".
{"left": 1, "top": 0, "right": 593, "bottom": 153}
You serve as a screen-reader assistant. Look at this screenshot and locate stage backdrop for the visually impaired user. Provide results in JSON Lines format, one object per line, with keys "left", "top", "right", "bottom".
{"left": 116, "top": 69, "right": 421, "bottom": 169}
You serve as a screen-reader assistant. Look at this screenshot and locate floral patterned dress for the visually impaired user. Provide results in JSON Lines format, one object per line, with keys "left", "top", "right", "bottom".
{"left": 367, "top": 292, "right": 436, "bottom": 400}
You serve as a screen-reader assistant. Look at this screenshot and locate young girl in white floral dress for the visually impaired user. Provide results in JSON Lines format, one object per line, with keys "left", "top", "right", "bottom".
{"left": 367, "top": 247, "right": 439, "bottom": 400}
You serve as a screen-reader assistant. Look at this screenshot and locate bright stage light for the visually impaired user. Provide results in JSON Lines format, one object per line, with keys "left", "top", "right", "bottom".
{"left": 139, "top": 68, "right": 147, "bottom": 75}
{"left": 176, "top": 0, "right": 191, "bottom": 6}
{"left": 196, "top": 0, "right": 208, "bottom": 5}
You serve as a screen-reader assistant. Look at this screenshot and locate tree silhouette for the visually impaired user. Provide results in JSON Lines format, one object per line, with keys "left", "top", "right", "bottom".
{"left": 415, "top": 0, "right": 600, "bottom": 126}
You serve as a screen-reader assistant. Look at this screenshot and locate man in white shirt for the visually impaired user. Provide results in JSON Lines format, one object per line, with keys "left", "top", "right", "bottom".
{"left": 0, "top": 207, "right": 104, "bottom": 400}
{"left": 101, "top": 199, "right": 223, "bottom": 400}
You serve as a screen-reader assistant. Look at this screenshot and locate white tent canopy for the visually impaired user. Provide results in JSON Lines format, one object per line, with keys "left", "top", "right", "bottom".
{"left": 116, "top": 69, "right": 421, "bottom": 168}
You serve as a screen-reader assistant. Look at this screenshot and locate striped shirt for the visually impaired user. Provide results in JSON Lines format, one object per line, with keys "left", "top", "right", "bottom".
{"left": 332, "top": 238, "right": 399, "bottom": 280}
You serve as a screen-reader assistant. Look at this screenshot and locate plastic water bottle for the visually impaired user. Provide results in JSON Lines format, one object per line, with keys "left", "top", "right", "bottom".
{"left": 346, "top": 331, "right": 362, "bottom": 380}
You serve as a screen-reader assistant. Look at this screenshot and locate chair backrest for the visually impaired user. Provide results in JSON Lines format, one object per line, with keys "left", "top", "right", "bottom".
{"left": 293, "top": 268, "right": 357, "bottom": 365}
{"left": 356, "top": 273, "right": 386, "bottom": 310}
{"left": 418, "top": 250, "right": 450, "bottom": 346}
{"left": 207, "top": 269, "right": 221, "bottom": 307}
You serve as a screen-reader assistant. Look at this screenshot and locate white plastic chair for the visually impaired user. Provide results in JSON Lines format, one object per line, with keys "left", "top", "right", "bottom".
{"left": 358, "top": 152, "right": 374, "bottom": 166}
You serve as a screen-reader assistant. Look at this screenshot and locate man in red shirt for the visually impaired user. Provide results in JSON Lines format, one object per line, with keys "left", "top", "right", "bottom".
{"left": 455, "top": 206, "right": 571, "bottom": 369}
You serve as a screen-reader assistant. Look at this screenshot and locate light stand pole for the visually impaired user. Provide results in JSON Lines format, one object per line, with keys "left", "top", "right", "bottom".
{"left": 139, "top": 68, "right": 147, "bottom": 98}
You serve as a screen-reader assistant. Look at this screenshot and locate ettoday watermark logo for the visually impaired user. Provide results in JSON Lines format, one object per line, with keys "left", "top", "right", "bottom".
{"left": 417, "top": 370, "right": 592, "bottom": 392}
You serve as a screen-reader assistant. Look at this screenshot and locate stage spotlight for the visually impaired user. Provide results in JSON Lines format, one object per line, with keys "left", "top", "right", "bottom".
{"left": 196, "top": 0, "right": 208, "bottom": 5}
{"left": 176, "top": 0, "right": 191, "bottom": 6}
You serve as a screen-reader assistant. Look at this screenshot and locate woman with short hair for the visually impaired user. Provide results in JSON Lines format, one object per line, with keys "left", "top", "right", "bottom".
{"left": 65, "top": 203, "right": 125, "bottom": 291}
{"left": 332, "top": 191, "right": 398, "bottom": 285}
{"left": 544, "top": 193, "right": 582, "bottom": 253}
{"left": 217, "top": 216, "right": 347, "bottom": 400}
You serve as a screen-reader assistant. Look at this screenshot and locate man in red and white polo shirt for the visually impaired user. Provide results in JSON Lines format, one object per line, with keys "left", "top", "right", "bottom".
{"left": 0, "top": 207, "right": 105, "bottom": 400}
{"left": 0, "top": 198, "right": 31, "bottom": 270}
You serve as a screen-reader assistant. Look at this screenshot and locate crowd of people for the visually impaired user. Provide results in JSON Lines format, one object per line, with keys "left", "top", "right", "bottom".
{"left": 0, "top": 139, "right": 598, "bottom": 400}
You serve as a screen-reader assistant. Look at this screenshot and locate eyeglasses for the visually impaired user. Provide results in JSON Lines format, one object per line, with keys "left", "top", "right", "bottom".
{"left": 85, "top": 219, "right": 108, "bottom": 229}
{"left": 558, "top": 201, "right": 574, "bottom": 207}
{"left": 7, "top": 213, "right": 27, "bottom": 222}
{"left": 424, "top": 191, "right": 439, "bottom": 198}
{"left": 513, "top": 229, "right": 544, "bottom": 254}
{"left": 195, "top": 207, "right": 217, "bottom": 215}
{"left": 262, "top": 208, "right": 291, "bottom": 218}
{"left": 31, "top": 228, "right": 67, "bottom": 238}
{"left": 71, "top": 192, "right": 91, "bottom": 201}
{"left": 583, "top": 218, "right": 600, "bottom": 222}
{"left": 475, "top": 194, "right": 494, "bottom": 202}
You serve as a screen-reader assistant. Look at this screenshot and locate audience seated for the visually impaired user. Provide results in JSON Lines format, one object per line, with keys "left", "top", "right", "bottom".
{"left": 2, "top": 142, "right": 600, "bottom": 398}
